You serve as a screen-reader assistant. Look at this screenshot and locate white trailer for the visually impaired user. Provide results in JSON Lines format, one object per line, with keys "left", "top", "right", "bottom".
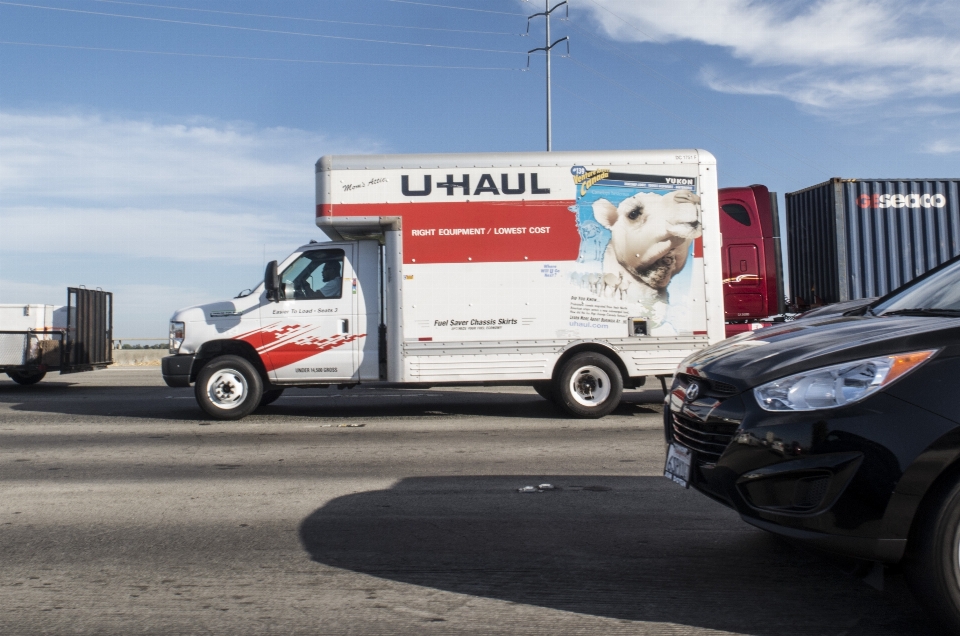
{"left": 1, "top": 288, "right": 113, "bottom": 384}
{"left": 163, "top": 150, "right": 724, "bottom": 420}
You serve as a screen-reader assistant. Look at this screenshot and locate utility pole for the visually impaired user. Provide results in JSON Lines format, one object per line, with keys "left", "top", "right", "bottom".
{"left": 527, "top": 1, "right": 568, "bottom": 151}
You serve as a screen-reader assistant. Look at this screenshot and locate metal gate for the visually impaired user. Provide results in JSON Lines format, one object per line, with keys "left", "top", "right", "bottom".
{"left": 63, "top": 287, "right": 113, "bottom": 373}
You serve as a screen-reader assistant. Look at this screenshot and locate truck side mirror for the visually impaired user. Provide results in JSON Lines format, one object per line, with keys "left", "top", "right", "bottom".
{"left": 264, "top": 261, "right": 280, "bottom": 302}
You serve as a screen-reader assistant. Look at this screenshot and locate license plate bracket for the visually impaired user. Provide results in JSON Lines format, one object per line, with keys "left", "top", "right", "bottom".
{"left": 664, "top": 443, "right": 692, "bottom": 488}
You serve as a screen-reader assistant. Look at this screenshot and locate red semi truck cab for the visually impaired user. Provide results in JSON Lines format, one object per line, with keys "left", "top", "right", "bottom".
{"left": 718, "top": 184, "right": 784, "bottom": 337}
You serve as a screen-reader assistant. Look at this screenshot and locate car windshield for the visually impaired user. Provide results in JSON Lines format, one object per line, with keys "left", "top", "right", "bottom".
{"left": 874, "top": 258, "right": 960, "bottom": 316}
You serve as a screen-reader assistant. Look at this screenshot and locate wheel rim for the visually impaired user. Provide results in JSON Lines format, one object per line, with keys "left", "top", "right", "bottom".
{"left": 568, "top": 365, "right": 611, "bottom": 407}
{"left": 206, "top": 369, "right": 248, "bottom": 410}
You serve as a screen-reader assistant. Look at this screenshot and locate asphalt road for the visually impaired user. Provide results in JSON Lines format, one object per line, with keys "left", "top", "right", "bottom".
{"left": 0, "top": 368, "right": 934, "bottom": 635}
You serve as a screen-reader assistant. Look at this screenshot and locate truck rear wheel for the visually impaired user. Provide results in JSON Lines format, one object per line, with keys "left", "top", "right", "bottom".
{"left": 555, "top": 352, "right": 623, "bottom": 419}
{"left": 194, "top": 355, "right": 263, "bottom": 421}
{"left": 904, "top": 476, "right": 960, "bottom": 634}
{"left": 6, "top": 370, "right": 46, "bottom": 385}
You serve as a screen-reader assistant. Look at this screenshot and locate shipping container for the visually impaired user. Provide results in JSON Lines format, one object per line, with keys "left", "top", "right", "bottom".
{"left": 785, "top": 178, "right": 960, "bottom": 306}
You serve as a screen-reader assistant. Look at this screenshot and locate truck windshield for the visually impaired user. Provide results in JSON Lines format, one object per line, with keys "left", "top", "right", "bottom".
{"left": 874, "top": 258, "right": 960, "bottom": 316}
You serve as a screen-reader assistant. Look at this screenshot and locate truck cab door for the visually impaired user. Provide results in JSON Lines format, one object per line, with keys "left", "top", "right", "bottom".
{"left": 720, "top": 198, "right": 765, "bottom": 320}
{"left": 259, "top": 245, "right": 360, "bottom": 383}
{"left": 725, "top": 243, "right": 764, "bottom": 317}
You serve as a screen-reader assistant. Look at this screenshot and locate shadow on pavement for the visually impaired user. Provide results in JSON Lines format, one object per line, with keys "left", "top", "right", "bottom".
{"left": 299, "top": 475, "right": 932, "bottom": 636}
{"left": 0, "top": 383, "right": 208, "bottom": 421}
{"left": 0, "top": 381, "right": 78, "bottom": 391}
{"left": 0, "top": 383, "right": 662, "bottom": 422}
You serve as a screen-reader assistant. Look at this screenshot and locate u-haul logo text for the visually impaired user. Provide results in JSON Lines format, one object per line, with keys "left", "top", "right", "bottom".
{"left": 401, "top": 173, "right": 550, "bottom": 197}
{"left": 858, "top": 193, "right": 947, "bottom": 209}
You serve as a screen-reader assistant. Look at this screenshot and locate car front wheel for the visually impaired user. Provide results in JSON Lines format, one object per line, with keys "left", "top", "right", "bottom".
{"left": 194, "top": 355, "right": 263, "bottom": 421}
{"left": 905, "top": 475, "right": 960, "bottom": 634}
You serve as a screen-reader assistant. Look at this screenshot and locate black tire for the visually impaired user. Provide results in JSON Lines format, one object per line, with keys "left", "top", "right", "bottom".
{"left": 554, "top": 352, "right": 623, "bottom": 419}
{"left": 532, "top": 381, "right": 555, "bottom": 402}
{"left": 6, "top": 370, "right": 46, "bottom": 385}
{"left": 258, "top": 388, "right": 285, "bottom": 409}
{"left": 194, "top": 355, "right": 263, "bottom": 421}
{"left": 904, "top": 476, "right": 960, "bottom": 635}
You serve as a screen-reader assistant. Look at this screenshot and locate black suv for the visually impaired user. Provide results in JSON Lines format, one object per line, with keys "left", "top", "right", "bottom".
{"left": 664, "top": 254, "right": 960, "bottom": 633}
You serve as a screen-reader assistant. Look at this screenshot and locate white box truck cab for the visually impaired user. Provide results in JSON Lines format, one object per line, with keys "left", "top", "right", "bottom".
{"left": 162, "top": 150, "right": 725, "bottom": 420}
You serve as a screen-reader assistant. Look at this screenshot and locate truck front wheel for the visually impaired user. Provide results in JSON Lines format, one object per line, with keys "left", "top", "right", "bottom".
{"left": 194, "top": 355, "right": 263, "bottom": 421}
{"left": 6, "top": 370, "right": 46, "bottom": 385}
{"left": 555, "top": 352, "right": 623, "bottom": 419}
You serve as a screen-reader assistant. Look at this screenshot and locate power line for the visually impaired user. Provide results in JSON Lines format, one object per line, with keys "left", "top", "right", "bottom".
{"left": 0, "top": 40, "right": 525, "bottom": 70}
{"left": 567, "top": 55, "right": 796, "bottom": 182}
{"left": 90, "top": 0, "right": 526, "bottom": 36}
{"left": 383, "top": 0, "right": 525, "bottom": 16}
{"left": 0, "top": 2, "right": 527, "bottom": 55}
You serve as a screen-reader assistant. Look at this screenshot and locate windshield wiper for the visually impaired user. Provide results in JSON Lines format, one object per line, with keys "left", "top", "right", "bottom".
{"left": 881, "top": 308, "right": 960, "bottom": 317}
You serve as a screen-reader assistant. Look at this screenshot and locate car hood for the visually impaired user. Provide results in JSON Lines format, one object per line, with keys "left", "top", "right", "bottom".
{"left": 683, "top": 314, "right": 960, "bottom": 391}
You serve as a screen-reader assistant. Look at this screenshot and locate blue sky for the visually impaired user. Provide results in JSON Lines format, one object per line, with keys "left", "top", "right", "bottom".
{"left": 1, "top": 0, "right": 958, "bottom": 338}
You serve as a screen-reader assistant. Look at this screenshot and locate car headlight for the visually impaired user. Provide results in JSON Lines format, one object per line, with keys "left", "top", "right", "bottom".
{"left": 754, "top": 349, "right": 937, "bottom": 412}
{"left": 169, "top": 321, "right": 185, "bottom": 354}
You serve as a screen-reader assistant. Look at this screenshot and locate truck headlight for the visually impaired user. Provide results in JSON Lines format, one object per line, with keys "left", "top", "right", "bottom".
{"left": 754, "top": 349, "right": 937, "bottom": 412}
{"left": 169, "top": 321, "right": 185, "bottom": 354}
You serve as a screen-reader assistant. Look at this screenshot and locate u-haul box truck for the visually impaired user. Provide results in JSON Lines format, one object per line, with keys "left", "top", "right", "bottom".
{"left": 162, "top": 150, "right": 724, "bottom": 420}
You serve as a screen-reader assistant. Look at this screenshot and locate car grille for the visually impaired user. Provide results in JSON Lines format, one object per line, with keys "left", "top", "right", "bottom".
{"left": 709, "top": 380, "right": 738, "bottom": 395}
{"left": 676, "top": 373, "right": 738, "bottom": 397}
{"left": 671, "top": 412, "right": 738, "bottom": 465}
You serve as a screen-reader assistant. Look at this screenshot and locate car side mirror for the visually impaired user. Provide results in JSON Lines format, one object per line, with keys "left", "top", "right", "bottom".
{"left": 264, "top": 261, "right": 280, "bottom": 302}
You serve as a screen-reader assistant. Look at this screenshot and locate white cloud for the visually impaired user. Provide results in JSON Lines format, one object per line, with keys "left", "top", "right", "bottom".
{"left": 699, "top": 67, "right": 925, "bottom": 109}
{"left": 0, "top": 110, "right": 383, "bottom": 259}
{"left": 924, "top": 139, "right": 960, "bottom": 154}
{"left": 1, "top": 205, "right": 305, "bottom": 261}
{"left": 0, "top": 110, "right": 382, "bottom": 207}
{"left": 578, "top": 0, "right": 960, "bottom": 107}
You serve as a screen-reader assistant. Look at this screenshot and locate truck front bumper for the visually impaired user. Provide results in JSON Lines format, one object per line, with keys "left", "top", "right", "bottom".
{"left": 161, "top": 354, "right": 195, "bottom": 387}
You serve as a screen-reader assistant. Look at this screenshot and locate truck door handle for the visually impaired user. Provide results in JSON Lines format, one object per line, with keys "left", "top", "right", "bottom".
{"left": 340, "top": 319, "right": 349, "bottom": 334}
